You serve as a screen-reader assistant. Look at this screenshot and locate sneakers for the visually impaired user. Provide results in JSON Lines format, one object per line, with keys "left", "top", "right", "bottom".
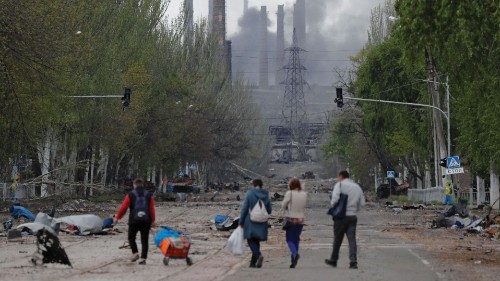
{"left": 130, "top": 253, "right": 140, "bottom": 262}
{"left": 255, "top": 255, "right": 264, "bottom": 268}
{"left": 324, "top": 259, "right": 337, "bottom": 267}
{"left": 290, "top": 254, "right": 300, "bottom": 268}
{"left": 138, "top": 258, "right": 146, "bottom": 265}
{"left": 349, "top": 262, "right": 358, "bottom": 269}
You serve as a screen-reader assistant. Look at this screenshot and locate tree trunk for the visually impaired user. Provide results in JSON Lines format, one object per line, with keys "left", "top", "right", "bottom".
{"left": 476, "top": 176, "right": 485, "bottom": 204}
{"left": 115, "top": 153, "right": 126, "bottom": 184}
{"left": 490, "top": 165, "right": 499, "bottom": 210}
{"left": 97, "top": 147, "right": 109, "bottom": 186}
{"left": 37, "top": 128, "right": 52, "bottom": 197}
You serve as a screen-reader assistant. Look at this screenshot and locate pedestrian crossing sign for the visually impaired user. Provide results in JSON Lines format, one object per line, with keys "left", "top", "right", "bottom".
{"left": 387, "top": 171, "right": 395, "bottom": 179}
{"left": 447, "top": 156, "right": 461, "bottom": 168}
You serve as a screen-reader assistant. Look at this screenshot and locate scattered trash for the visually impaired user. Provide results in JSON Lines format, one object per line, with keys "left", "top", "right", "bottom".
{"left": 212, "top": 214, "right": 239, "bottom": 231}
{"left": 55, "top": 214, "right": 103, "bottom": 235}
{"left": 3, "top": 219, "right": 13, "bottom": 231}
{"left": 10, "top": 204, "right": 35, "bottom": 222}
{"left": 272, "top": 193, "right": 284, "bottom": 201}
{"left": 17, "top": 212, "right": 59, "bottom": 235}
{"left": 31, "top": 229, "right": 71, "bottom": 267}
{"left": 474, "top": 260, "right": 482, "bottom": 265}
{"left": 7, "top": 229, "right": 22, "bottom": 239}
{"left": 301, "top": 171, "right": 315, "bottom": 179}
{"left": 392, "top": 208, "right": 403, "bottom": 213}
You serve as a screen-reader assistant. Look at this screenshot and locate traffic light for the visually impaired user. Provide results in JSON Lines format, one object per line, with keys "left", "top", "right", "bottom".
{"left": 335, "top": 87, "right": 344, "bottom": 108}
{"left": 121, "top": 88, "right": 131, "bottom": 108}
{"left": 439, "top": 157, "right": 447, "bottom": 168}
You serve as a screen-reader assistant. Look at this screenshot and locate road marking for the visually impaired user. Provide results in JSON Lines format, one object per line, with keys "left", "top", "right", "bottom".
{"left": 408, "top": 249, "right": 446, "bottom": 280}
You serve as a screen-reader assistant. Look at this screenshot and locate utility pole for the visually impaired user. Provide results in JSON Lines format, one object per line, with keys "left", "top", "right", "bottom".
{"left": 281, "top": 28, "right": 308, "bottom": 161}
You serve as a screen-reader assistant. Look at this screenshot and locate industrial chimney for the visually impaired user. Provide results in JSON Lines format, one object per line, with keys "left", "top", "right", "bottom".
{"left": 276, "top": 5, "right": 285, "bottom": 86}
{"left": 293, "top": 0, "right": 306, "bottom": 47}
{"left": 259, "top": 6, "right": 269, "bottom": 88}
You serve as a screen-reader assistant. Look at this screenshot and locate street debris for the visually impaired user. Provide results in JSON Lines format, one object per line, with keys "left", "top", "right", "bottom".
{"left": 17, "top": 212, "right": 60, "bottom": 235}
{"left": 272, "top": 192, "right": 285, "bottom": 201}
{"left": 10, "top": 204, "right": 35, "bottom": 221}
{"left": 301, "top": 171, "right": 315, "bottom": 179}
{"left": 212, "top": 214, "right": 239, "bottom": 231}
{"left": 31, "top": 229, "right": 71, "bottom": 267}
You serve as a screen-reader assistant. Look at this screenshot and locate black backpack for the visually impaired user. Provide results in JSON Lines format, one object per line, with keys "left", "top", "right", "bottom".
{"left": 131, "top": 189, "right": 151, "bottom": 223}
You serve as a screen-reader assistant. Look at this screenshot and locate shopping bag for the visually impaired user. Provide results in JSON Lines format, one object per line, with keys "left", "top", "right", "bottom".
{"left": 227, "top": 226, "right": 244, "bottom": 255}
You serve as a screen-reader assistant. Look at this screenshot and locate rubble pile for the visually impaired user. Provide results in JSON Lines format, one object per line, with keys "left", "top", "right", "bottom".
{"left": 431, "top": 202, "right": 499, "bottom": 239}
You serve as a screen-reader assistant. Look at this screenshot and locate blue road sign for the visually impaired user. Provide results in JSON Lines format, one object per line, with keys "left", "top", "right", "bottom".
{"left": 387, "top": 171, "right": 395, "bottom": 179}
{"left": 447, "top": 156, "right": 461, "bottom": 168}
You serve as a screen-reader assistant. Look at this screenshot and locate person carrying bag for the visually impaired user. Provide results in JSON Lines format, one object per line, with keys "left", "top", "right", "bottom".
{"left": 325, "top": 171, "right": 365, "bottom": 269}
{"left": 239, "top": 179, "right": 272, "bottom": 268}
{"left": 281, "top": 178, "right": 307, "bottom": 268}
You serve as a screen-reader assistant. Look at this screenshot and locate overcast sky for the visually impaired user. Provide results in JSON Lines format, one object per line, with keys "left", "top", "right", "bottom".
{"left": 165, "top": 0, "right": 385, "bottom": 85}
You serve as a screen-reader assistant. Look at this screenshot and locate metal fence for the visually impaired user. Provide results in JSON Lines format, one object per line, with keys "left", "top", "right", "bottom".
{"left": 408, "top": 187, "right": 444, "bottom": 203}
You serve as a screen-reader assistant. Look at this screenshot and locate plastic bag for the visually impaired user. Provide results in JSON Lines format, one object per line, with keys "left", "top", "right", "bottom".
{"left": 227, "top": 226, "right": 244, "bottom": 255}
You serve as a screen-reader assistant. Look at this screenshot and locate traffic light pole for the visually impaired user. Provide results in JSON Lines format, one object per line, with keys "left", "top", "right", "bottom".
{"left": 343, "top": 79, "right": 451, "bottom": 158}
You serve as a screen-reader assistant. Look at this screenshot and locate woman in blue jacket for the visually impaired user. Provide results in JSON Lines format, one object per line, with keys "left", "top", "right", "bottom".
{"left": 239, "top": 179, "right": 272, "bottom": 268}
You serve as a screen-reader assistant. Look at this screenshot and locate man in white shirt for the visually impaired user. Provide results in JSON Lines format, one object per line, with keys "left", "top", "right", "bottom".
{"left": 325, "top": 170, "right": 365, "bottom": 269}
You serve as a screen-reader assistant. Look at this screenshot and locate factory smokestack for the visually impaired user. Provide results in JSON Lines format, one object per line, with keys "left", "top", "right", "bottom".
{"left": 212, "top": 0, "right": 231, "bottom": 80}
{"left": 259, "top": 6, "right": 269, "bottom": 88}
{"left": 212, "top": 0, "right": 226, "bottom": 46}
{"left": 183, "top": 0, "right": 193, "bottom": 38}
{"left": 208, "top": 0, "right": 214, "bottom": 29}
{"left": 244, "top": 0, "right": 249, "bottom": 12}
{"left": 276, "top": 4, "right": 285, "bottom": 86}
{"left": 293, "top": 0, "right": 306, "bottom": 47}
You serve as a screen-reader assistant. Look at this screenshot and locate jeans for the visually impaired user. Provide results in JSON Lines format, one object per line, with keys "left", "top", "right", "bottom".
{"left": 128, "top": 222, "right": 151, "bottom": 259}
{"left": 286, "top": 224, "right": 304, "bottom": 257}
{"left": 247, "top": 239, "right": 261, "bottom": 260}
{"left": 330, "top": 216, "right": 357, "bottom": 263}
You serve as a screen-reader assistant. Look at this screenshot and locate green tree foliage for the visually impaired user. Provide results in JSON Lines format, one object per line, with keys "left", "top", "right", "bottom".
{"left": 324, "top": 0, "right": 499, "bottom": 188}
{"left": 395, "top": 0, "right": 500, "bottom": 174}
{"left": 0, "top": 0, "right": 260, "bottom": 188}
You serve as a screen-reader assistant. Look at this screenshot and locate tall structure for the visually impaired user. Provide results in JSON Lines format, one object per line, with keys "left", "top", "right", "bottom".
{"left": 282, "top": 29, "right": 307, "bottom": 160}
{"left": 293, "top": 0, "right": 306, "bottom": 47}
{"left": 244, "top": 0, "right": 249, "bottom": 12}
{"left": 211, "top": 0, "right": 231, "bottom": 80}
{"left": 213, "top": 0, "right": 226, "bottom": 46}
{"left": 275, "top": 5, "right": 285, "bottom": 86}
{"left": 183, "top": 0, "right": 194, "bottom": 40}
{"left": 208, "top": 0, "right": 214, "bottom": 29}
{"left": 259, "top": 6, "right": 269, "bottom": 88}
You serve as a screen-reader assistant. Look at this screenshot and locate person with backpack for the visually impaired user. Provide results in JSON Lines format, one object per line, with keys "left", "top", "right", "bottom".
{"left": 239, "top": 179, "right": 272, "bottom": 268}
{"left": 325, "top": 170, "right": 365, "bottom": 269}
{"left": 281, "top": 178, "right": 307, "bottom": 268}
{"left": 114, "top": 178, "right": 156, "bottom": 265}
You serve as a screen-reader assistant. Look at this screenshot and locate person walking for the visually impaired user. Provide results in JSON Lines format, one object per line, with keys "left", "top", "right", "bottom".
{"left": 114, "top": 178, "right": 156, "bottom": 265}
{"left": 240, "top": 179, "right": 272, "bottom": 268}
{"left": 325, "top": 170, "right": 365, "bottom": 269}
{"left": 281, "top": 178, "right": 307, "bottom": 268}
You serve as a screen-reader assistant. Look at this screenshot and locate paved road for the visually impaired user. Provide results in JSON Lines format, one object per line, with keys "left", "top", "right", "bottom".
{"left": 222, "top": 194, "right": 446, "bottom": 281}
{"left": 0, "top": 194, "right": 449, "bottom": 281}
